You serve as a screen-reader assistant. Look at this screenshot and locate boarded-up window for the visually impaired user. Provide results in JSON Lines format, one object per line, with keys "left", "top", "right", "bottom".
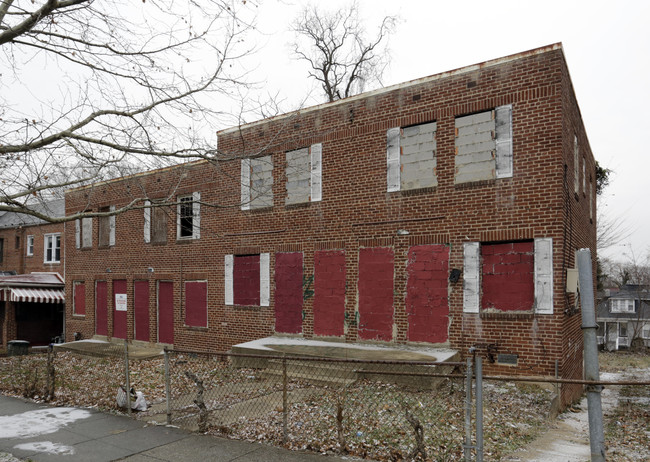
{"left": 225, "top": 254, "right": 270, "bottom": 306}
{"left": 482, "top": 241, "right": 534, "bottom": 312}
{"left": 176, "top": 192, "right": 200, "bottom": 240}
{"left": 185, "top": 280, "right": 207, "bottom": 327}
{"left": 463, "top": 239, "right": 553, "bottom": 314}
{"left": 144, "top": 201, "right": 168, "bottom": 244}
{"left": 285, "top": 144, "right": 322, "bottom": 204}
{"left": 76, "top": 217, "right": 93, "bottom": 249}
{"left": 73, "top": 281, "right": 86, "bottom": 316}
{"left": 98, "top": 206, "right": 115, "bottom": 247}
{"left": 455, "top": 105, "right": 512, "bottom": 184}
{"left": 241, "top": 156, "right": 273, "bottom": 209}
{"left": 386, "top": 122, "right": 437, "bottom": 192}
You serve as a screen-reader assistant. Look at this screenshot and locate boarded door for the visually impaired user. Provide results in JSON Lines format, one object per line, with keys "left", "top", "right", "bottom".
{"left": 405, "top": 245, "right": 449, "bottom": 344}
{"left": 313, "top": 250, "right": 345, "bottom": 337}
{"left": 113, "top": 280, "right": 127, "bottom": 339}
{"left": 134, "top": 280, "right": 150, "bottom": 342}
{"left": 95, "top": 280, "right": 108, "bottom": 336}
{"left": 157, "top": 281, "right": 174, "bottom": 344}
{"left": 358, "top": 247, "right": 394, "bottom": 341}
{"left": 275, "top": 252, "right": 303, "bottom": 334}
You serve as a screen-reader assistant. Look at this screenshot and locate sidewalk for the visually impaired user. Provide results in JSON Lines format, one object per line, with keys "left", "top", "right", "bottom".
{"left": 0, "top": 395, "right": 350, "bottom": 462}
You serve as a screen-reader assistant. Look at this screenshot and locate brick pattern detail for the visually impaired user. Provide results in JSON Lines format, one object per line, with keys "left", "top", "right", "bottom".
{"left": 274, "top": 253, "right": 303, "bottom": 334}
{"left": 406, "top": 245, "right": 450, "bottom": 343}
{"left": 358, "top": 247, "right": 394, "bottom": 341}
{"left": 313, "top": 250, "right": 345, "bottom": 337}
{"left": 60, "top": 46, "right": 596, "bottom": 407}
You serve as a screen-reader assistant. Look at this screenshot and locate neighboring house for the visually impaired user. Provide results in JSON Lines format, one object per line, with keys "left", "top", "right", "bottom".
{"left": 0, "top": 200, "right": 66, "bottom": 349}
{"left": 0, "top": 199, "right": 66, "bottom": 275}
{"left": 64, "top": 43, "right": 596, "bottom": 408}
{"left": 0, "top": 272, "right": 65, "bottom": 348}
{"left": 597, "top": 285, "right": 650, "bottom": 351}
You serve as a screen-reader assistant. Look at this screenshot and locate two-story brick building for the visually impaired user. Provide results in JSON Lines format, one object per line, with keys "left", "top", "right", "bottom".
{"left": 64, "top": 43, "right": 596, "bottom": 406}
{"left": 0, "top": 199, "right": 66, "bottom": 348}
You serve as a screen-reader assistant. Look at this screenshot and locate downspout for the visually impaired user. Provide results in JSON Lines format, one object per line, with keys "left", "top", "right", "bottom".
{"left": 62, "top": 220, "right": 66, "bottom": 342}
{"left": 577, "top": 248, "right": 605, "bottom": 461}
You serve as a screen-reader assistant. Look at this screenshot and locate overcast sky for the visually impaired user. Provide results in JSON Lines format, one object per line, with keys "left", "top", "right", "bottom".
{"left": 244, "top": 0, "right": 649, "bottom": 263}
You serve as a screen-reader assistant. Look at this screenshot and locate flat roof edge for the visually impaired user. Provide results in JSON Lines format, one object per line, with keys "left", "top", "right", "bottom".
{"left": 218, "top": 43, "right": 563, "bottom": 135}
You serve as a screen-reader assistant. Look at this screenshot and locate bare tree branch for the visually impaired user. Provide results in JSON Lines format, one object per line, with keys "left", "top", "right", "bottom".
{"left": 1, "top": 0, "right": 264, "bottom": 221}
{"left": 291, "top": 1, "right": 398, "bottom": 102}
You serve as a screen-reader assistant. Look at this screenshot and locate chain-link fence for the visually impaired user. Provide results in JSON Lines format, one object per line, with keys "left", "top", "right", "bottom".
{"left": 0, "top": 345, "right": 649, "bottom": 461}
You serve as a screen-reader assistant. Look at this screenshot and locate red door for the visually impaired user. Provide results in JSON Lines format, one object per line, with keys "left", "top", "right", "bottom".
{"left": 113, "top": 280, "right": 127, "bottom": 339}
{"left": 405, "top": 245, "right": 450, "bottom": 344}
{"left": 95, "top": 280, "right": 108, "bottom": 336}
{"left": 274, "top": 253, "right": 303, "bottom": 334}
{"left": 134, "top": 280, "right": 150, "bottom": 342}
{"left": 358, "top": 247, "right": 394, "bottom": 341}
{"left": 313, "top": 250, "right": 346, "bottom": 337}
{"left": 157, "top": 281, "right": 174, "bottom": 344}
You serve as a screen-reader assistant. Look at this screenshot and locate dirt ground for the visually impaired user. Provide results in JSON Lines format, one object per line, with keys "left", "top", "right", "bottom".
{"left": 504, "top": 357, "right": 650, "bottom": 462}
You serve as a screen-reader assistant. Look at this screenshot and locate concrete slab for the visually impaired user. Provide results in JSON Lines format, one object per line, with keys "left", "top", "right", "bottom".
{"left": 54, "top": 339, "right": 163, "bottom": 360}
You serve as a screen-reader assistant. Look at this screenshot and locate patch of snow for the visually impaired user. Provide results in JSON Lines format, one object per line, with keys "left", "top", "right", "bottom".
{"left": 0, "top": 408, "right": 91, "bottom": 439}
{"left": 235, "top": 336, "right": 457, "bottom": 361}
{"left": 14, "top": 441, "right": 75, "bottom": 455}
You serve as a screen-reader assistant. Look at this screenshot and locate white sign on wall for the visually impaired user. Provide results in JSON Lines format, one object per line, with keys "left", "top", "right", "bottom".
{"left": 115, "top": 293, "right": 127, "bottom": 312}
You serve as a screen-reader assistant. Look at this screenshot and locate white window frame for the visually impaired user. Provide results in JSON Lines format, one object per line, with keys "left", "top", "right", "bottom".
{"left": 176, "top": 192, "right": 200, "bottom": 240}
{"left": 610, "top": 298, "right": 635, "bottom": 313}
{"left": 224, "top": 253, "right": 270, "bottom": 306}
{"left": 44, "top": 233, "right": 61, "bottom": 264}
{"left": 462, "top": 238, "right": 553, "bottom": 314}
{"left": 26, "top": 235, "right": 34, "bottom": 256}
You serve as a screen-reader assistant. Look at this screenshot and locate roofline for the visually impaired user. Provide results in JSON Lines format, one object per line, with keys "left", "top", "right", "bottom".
{"left": 219, "top": 43, "right": 564, "bottom": 135}
{"left": 65, "top": 159, "right": 207, "bottom": 194}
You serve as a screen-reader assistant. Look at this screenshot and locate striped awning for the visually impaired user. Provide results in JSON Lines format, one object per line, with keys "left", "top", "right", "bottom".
{"left": 10, "top": 288, "right": 65, "bottom": 304}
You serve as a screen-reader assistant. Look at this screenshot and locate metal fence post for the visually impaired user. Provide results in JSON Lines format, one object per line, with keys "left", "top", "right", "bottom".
{"left": 475, "top": 356, "right": 483, "bottom": 462}
{"left": 464, "top": 357, "right": 473, "bottom": 461}
{"left": 282, "top": 354, "right": 288, "bottom": 444}
{"left": 124, "top": 340, "right": 131, "bottom": 416}
{"left": 164, "top": 347, "right": 171, "bottom": 425}
{"left": 577, "top": 248, "right": 606, "bottom": 461}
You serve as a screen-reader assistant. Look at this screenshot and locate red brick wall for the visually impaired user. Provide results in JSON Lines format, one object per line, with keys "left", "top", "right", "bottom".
{"left": 0, "top": 222, "right": 64, "bottom": 275}
{"left": 63, "top": 45, "right": 595, "bottom": 402}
